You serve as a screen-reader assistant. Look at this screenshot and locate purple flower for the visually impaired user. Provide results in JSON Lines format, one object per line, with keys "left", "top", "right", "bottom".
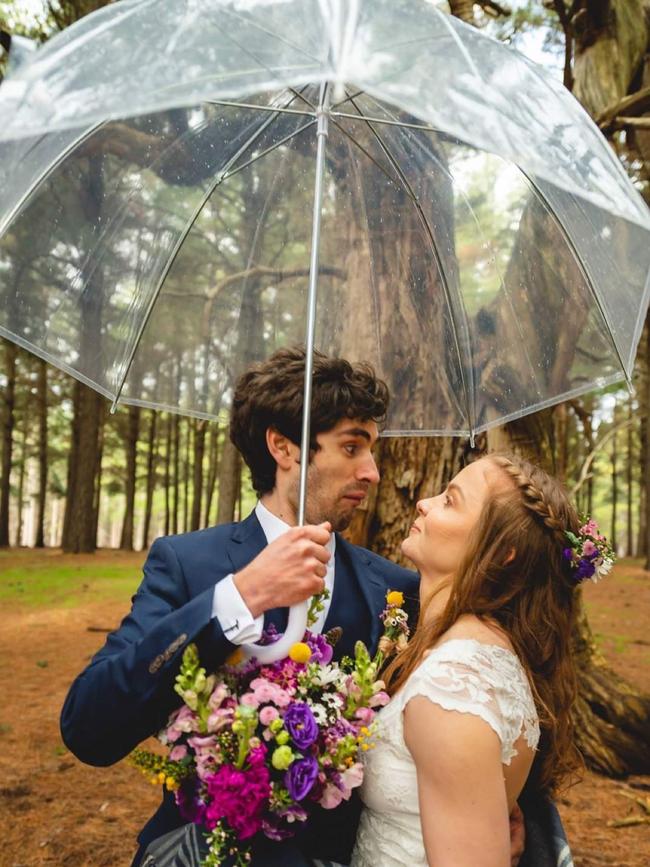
{"left": 562, "top": 548, "right": 574, "bottom": 562}
{"left": 576, "top": 558, "right": 596, "bottom": 580}
{"left": 283, "top": 702, "right": 319, "bottom": 750}
{"left": 204, "top": 760, "right": 271, "bottom": 839}
{"left": 285, "top": 755, "right": 319, "bottom": 801}
{"left": 175, "top": 779, "right": 207, "bottom": 825}
{"left": 305, "top": 631, "right": 334, "bottom": 665}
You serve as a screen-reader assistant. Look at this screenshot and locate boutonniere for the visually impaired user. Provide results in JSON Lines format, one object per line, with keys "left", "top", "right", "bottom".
{"left": 376, "top": 590, "right": 410, "bottom": 664}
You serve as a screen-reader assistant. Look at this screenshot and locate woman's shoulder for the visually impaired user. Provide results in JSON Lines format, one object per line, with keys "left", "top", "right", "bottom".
{"left": 436, "top": 614, "right": 514, "bottom": 654}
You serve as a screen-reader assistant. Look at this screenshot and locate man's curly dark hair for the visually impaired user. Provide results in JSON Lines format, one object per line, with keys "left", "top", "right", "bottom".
{"left": 230, "top": 346, "right": 389, "bottom": 496}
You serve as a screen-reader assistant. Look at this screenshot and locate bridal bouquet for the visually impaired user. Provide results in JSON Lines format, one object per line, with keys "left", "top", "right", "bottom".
{"left": 132, "top": 591, "right": 410, "bottom": 866}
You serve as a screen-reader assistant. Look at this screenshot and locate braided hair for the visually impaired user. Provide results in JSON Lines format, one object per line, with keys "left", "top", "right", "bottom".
{"left": 383, "top": 452, "right": 582, "bottom": 794}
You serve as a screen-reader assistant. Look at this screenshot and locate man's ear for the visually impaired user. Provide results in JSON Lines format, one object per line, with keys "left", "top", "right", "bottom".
{"left": 265, "top": 427, "right": 298, "bottom": 471}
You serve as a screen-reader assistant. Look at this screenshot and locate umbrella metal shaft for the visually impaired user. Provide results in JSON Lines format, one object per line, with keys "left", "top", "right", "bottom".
{"left": 298, "top": 83, "right": 330, "bottom": 526}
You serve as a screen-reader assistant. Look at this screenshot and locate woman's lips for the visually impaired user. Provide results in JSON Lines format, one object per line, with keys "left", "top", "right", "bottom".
{"left": 409, "top": 524, "right": 421, "bottom": 534}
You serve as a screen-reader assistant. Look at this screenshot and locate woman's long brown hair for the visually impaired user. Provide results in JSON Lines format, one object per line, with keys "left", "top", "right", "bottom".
{"left": 383, "top": 453, "right": 583, "bottom": 794}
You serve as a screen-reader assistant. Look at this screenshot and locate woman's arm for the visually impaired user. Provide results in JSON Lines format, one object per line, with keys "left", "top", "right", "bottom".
{"left": 404, "top": 696, "right": 510, "bottom": 867}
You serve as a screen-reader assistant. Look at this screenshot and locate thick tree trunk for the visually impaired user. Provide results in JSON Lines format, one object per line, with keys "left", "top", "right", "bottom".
{"left": 34, "top": 359, "right": 48, "bottom": 548}
{"left": 191, "top": 419, "right": 206, "bottom": 531}
{"left": 120, "top": 405, "right": 140, "bottom": 550}
{"left": 142, "top": 410, "right": 158, "bottom": 549}
{"left": 216, "top": 436, "right": 241, "bottom": 525}
{"left": 93, "top": 401, "right": 105, "bottom": 544}
{"left": 183, "top": 417, "right": 190, "bottom": 533}
{"left": 0, "top": 340, "right": 17, "bottom": 547}
{"left": 61, "top": 382, "right": 103, "bottom": 553}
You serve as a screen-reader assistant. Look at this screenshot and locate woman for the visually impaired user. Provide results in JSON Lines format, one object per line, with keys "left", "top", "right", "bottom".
{"left": 351, "top": 453, "right": 606, "bottom": 867}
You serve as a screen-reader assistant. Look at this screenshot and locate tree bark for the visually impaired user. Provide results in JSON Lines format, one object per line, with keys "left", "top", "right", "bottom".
{"left": 216, "top": 436, "right": 241, "bottom": 525}
{"left": 142, "top": 410, "right": 158, "bottom": 549}
{"left": 61, "top": 381, "right": 103, "bottom": 553}
{"left": 14, "top": 405, "right": 28, "bottom": 547}
{"left": 0, "top": 340, "right": 17, "bottom": 547}
{"left": 183, "top": 417, "right": 190, "bottom": 533}
{"left": 203, "top": 423, "right": 221, "bottom": 527}
{"left": 34, "top": 358, "right": 48, "bottom": 548}
{"left": 172, "top": 413, "right": 180, "bottom": 535}
{"left": 626, "top": 396, "right": 634, "bottom": 556}
{"left": 645, "top": 322, "right": 650, "bottom": 569}
{"left": 163, "top": 413, "right": 172, "bottom": 537}
{"left": 119, "top": 404, "right": 140, "bottom": 550}
{"left": 191, "top": 419, "right": 206, "bottom": 531}
{"left": 611, "top": 404, "right": 618, "bottom": 550}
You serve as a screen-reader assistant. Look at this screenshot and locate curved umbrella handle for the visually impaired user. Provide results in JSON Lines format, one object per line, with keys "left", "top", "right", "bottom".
{"left": 241, "top": 600, "right": 309, "bottom": 663}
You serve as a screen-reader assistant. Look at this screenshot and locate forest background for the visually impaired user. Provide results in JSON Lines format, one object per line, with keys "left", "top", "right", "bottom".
{"left": 0, "top": 0, "right": 649, "bottom": 864}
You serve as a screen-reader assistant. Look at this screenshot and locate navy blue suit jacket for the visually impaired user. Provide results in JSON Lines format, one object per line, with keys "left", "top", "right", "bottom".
{"left": 60, "top": 511, "right": 419, "bottom": 865}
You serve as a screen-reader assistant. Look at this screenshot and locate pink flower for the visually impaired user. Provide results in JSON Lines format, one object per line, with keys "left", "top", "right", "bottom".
{"left": 354, "top": 707, "right": 375, "bottom": 725}
{"left": 340, "top": 762, "right": 364, "bottom": 791}
{"left": 166, "top": 705, "right": 199, "bottom": 741}
{"left": 208, "top": 683, "right": 229, "bottom": 710}
{"left": 580, "top": 519, "right": 598, "bottom": 536}
{"left": 369, "top": 691, "right": 390, "bottom": 708}
{"left": 319, "top": 783, "right": 345, "bottom": 809}
{"left": 204, "top": 760, "right": 271, "bottom": 840}
{"left": 169, "top": 745, "right": 188, "bottom": 761}
{"left": 241, "top": 692, "right": 260, "bottom": 708}
{"left": 259, "top": 706, "right": 279, "bottom": 726}
{"left": 207, "top": 706, "right": 234, "bottom": 733}
{"left": 582, "top": 540, "right": 597, "bottom": 557}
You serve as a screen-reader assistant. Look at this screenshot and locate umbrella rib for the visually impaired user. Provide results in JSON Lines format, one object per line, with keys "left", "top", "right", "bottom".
{"left": 521, "top": 171, "right": 633, "bottom": 386}
{"left": 331, "top": 111, "right": 439, "bottom": 134}
{"left": 206, "top": 99, "right": 314, "bottom": 118}
{"left": 0, "top": 121, "right": 106, "bottom": 241}
{"left": 110, "top": 99, "right": 311, "bottom": 412}
{"left": 218, "top": 6, "right": 322, "bottom": 65}
{"left": 218, "top": 118, "right": 315, "bottom": 184}
{"left": 343, "top": 97, "right": 477, "bottom": 440}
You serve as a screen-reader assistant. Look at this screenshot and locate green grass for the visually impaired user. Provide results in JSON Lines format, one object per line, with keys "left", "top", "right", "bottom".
{"left": 0, "top": 557, "right": 143, "bottom": 608}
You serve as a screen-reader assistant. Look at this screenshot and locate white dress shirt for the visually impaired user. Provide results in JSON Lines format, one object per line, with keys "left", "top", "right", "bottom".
{"left": 212, "top": 501, "right": 336, "bottom": 644}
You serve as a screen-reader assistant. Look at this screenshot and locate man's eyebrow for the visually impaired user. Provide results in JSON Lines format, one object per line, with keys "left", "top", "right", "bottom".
{"left": 336, "top": 427, "right": 373, "bottom": 441}
{"left": 447, "top": 482, "right": 465, "bottom": 501}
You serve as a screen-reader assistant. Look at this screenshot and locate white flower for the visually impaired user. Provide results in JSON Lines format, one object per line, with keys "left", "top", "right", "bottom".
{"left": 323, "top": 693, "right": 343, "bottom": 709}
{"left": 312, "top": 664, "right": 342, "bottom": 687}
{"left": 309, "top": 703, "right": 329, "bottom": 725}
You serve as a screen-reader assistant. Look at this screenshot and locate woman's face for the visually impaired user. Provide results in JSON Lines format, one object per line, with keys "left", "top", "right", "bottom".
{"left": 401, "top": 458, "right": 505, "bottom": 581}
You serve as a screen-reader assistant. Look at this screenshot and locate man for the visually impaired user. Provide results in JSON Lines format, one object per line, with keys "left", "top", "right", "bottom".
{"left": 60, "top": 347, "right": 419, "bottom": 866}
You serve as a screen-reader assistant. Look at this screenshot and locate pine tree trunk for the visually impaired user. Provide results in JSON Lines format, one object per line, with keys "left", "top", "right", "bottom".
{"left": 203, "top": 423, "right": 221, "bottom": 527}
{"left": 164, "top": 413, "right": 172, "bottom": 537}
{"left": 626, "top": 397, "right": 634, "bottom": 556}
{"left": 34, "top": 358, "right": 47, "bottom": 548}
{"left": 172, "top": 413, "right": 180, "bottom": 535}
{"left": 183, "top": 417, "right": 190, "bottom": 532}
{"left": 14, "top": 406, "right": 28, "bottom": 547}
{"left": 61, "top": 382, "right": 103, "bottom": 553}
{"left": 217, "top": 436, "right": 241, "bottom": 525}
{"left": 93, "top": 403, "right": 105, "bottom": 544}
{"left": 611, "top": 406, "right": 618, "bottom": 550}
{"left": 0, "top": 340, "right": 17, "bottom": 547}
{"left": 191, "top": 419, "right": 206, "bottom": 531}
{"left": 142, "top": 410, "right": 158, "bottom": 549}
{"left": 119, "top": 404, "right": 140, "bottom": 550}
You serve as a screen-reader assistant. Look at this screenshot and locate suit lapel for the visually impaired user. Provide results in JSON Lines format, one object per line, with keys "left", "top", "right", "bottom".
{"left": 326, "top": 537, "right": 388, "bottom": 655}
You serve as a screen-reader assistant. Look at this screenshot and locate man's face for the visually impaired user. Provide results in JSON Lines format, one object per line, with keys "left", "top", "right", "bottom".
{"left": 288, "top": 418, "right": 381, "bottom": 532}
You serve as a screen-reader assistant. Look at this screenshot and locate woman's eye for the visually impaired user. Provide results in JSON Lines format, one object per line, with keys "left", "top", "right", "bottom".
{"left": 444, "top": 495, "right": 452, "bottom": 507}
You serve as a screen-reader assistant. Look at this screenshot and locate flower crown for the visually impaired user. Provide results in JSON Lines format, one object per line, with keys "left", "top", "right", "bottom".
{"left": 562, "top": 517, "right": 616, "bottom": 584}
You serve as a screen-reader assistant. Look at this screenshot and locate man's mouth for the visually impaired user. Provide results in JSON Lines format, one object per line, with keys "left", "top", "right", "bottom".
{"left": 342, "top": 491, "right": 367, "bottom": 505}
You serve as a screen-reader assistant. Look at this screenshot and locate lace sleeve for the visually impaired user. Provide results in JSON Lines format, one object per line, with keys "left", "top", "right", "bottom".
{"left": 399, "top": 642, "right": 540, "bottom": 764}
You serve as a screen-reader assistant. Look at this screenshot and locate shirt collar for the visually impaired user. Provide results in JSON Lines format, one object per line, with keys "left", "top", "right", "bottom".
{"left": 255, "top": 500, "right": 336, "bottom": 555}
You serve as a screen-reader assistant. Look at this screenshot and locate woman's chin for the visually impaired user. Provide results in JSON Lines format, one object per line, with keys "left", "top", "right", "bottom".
{"left": 400, "top": 536, "right": 417, "bottom": 565}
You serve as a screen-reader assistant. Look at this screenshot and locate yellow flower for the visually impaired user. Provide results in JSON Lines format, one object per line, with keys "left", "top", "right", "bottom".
{"left": 226, "top": 648, "right": 244, "bottom": 667}
{"left": 386, "top": 590, "right": 404, "bottom": 607}
{"left": 289, "top": 642, "right": 312, "bottom": 664}
{"left": 165, "top": 776, "right": 178, "bottom": 791}
{"left": 157, "top": 771, "right": 166, "bottom": 784}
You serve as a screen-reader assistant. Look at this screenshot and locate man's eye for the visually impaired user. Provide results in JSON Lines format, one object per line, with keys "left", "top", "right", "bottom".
{"left": 344, "top": 444, "right": 358, "bottom": 455}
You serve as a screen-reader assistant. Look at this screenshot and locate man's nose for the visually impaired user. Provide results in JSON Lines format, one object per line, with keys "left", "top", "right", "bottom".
{"left": 357, "top": 453, "right": 380, "bottom": 485}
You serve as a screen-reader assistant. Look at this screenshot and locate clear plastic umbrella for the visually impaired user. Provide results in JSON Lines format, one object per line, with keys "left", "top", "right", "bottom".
{"left": 0, "top": 0, "right": 649, "bottom": 660}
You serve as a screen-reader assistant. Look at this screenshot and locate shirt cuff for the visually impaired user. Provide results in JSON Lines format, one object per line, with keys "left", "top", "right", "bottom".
{"left": 212, "top": 574, "right": 264, "bottom": 645}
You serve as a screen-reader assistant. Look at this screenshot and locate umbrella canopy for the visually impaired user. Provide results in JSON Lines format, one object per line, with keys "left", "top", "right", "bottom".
{"left": 0, "top": 0, "right": 648, "bottom": 441}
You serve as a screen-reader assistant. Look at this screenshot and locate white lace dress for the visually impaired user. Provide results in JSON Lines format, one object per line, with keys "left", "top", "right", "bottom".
{"left": 350, "top": 638, "right": 540, "bottom": 867}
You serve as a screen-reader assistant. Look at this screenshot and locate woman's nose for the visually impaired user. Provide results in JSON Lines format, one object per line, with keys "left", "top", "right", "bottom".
{"left": 416, "top": 498, "right": 431, "bottom": 516}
